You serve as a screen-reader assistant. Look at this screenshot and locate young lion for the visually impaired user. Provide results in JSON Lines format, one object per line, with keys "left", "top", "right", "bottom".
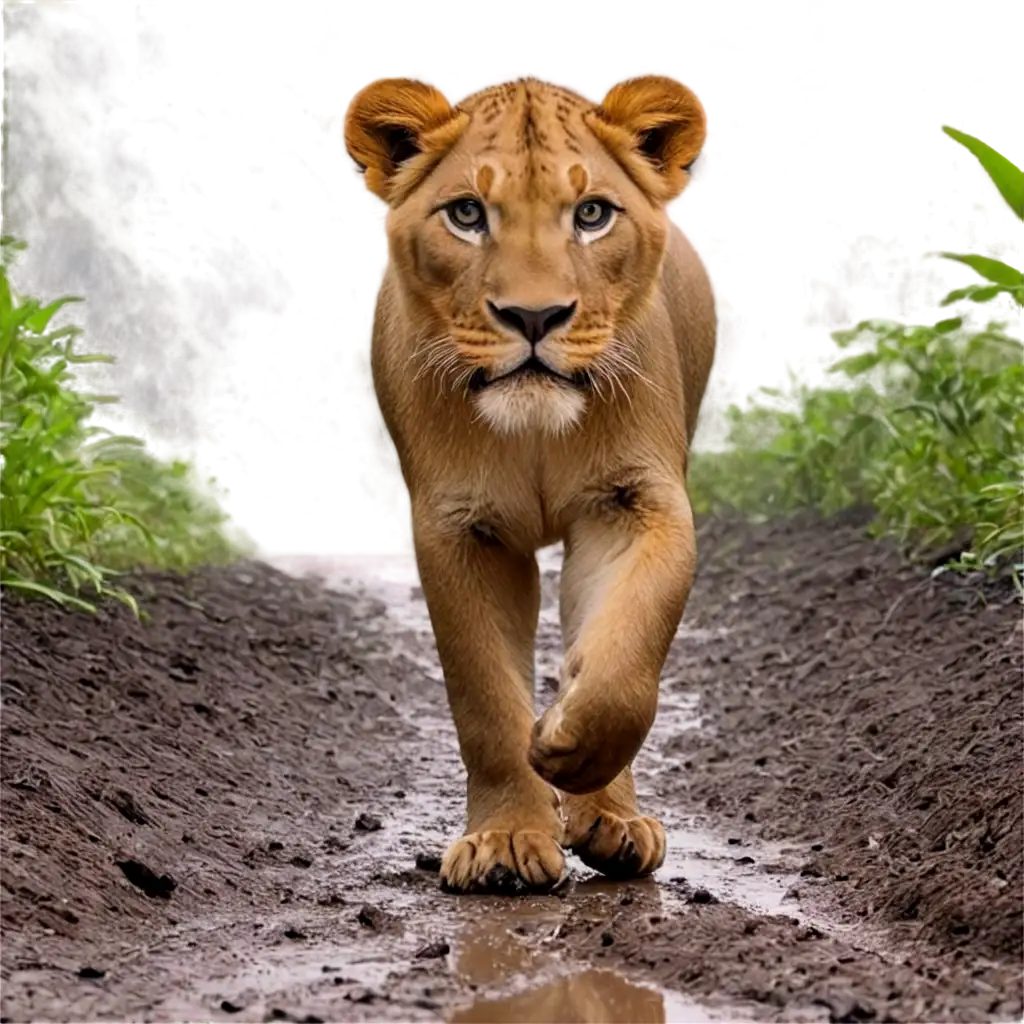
{"left": 344, "top": 76, "right": 716, "bottom": 894}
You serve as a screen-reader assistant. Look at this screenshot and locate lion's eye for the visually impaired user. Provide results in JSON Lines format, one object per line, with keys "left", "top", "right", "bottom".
{"left": 446, "top": 199, "right": 487, "bottom": 232}
{"left": 577, "top": 199, "right": 614, "bottom": 241}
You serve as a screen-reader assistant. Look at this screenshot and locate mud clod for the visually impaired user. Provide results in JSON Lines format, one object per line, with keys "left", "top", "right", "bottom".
{"left": 414, "top": 851, "right": 443, "bottom": 873}
{"left": 77, "top": 967, "right": 105, "bottom": 980}
{"left": 104, "top": 789, "right": 150, "bottom": 826}
{"left": 690, "top": 888, "right": 719, "bottom": 905}
{"left": 414, "top": 939, "right": 450, "bottom": 959}
{"left": 356, "top": 903, "right": 396, "bottom": 932}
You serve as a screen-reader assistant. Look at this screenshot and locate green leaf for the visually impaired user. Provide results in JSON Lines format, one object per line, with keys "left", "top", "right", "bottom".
{"left": 0, "top": 577, "right": 98, "bottom": 612}
{"left": 66, "top": 352, "right": 116, "bottom": 365}
{"left": 937, "top": 253, "right": 1023, "bottom": 287}
{"left": 933, "top": 313, "right": 962, "bottom": 333}
{"left": 943, "top": 126, "right": 1024, "bottom": 220}
{"left": 966, "top": 285, "right": 1004, "bottom": 303}
{"left": 25, "top": 296, "right": 83, "bottom": 334}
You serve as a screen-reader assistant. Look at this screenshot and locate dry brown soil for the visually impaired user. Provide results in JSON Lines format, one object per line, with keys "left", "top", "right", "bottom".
{"left": 1, "top": 516, "right": 1021, "bottom": 1023}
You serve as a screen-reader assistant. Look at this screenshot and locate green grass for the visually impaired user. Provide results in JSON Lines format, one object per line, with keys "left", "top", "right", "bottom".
{"left": 689, "top": 127, "right": 1023, "bottom": 585}
{"left": 0, "top": 237, "right": 247, "bottom": 612}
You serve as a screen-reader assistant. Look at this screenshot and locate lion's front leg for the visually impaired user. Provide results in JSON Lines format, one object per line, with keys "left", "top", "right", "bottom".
{"left": 413, "top": 507, "right": 564, "bottom": 894}
{"left": 530, "top": 479, "right": 696, "bottom": 797}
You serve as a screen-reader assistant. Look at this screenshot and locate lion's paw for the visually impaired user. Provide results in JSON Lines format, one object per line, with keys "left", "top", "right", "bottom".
{"left": 566, "top": 811, "right": 666, "bottom": 880}
{"left": 439, "top": 829, "right": 566, "bottom": 894}
{"left": 529, "top": 703, "right": 644, "bottom": 795}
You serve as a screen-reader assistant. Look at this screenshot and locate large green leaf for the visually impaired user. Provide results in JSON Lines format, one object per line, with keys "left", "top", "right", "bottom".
{"left": 943, "top": 126, "right": 1024, "bottom": 220}
{"left": 937, "top": 253, "right": 1024, "bottom": 287}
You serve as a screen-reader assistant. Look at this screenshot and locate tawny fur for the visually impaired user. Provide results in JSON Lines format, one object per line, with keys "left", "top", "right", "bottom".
{"left": 345, "top": 76, "right": 716, "bottom": 893}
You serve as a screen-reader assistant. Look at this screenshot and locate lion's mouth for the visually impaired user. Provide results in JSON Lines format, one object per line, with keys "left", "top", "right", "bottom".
{"left": 469, "top": 357, "right": 590, "bottom": 392}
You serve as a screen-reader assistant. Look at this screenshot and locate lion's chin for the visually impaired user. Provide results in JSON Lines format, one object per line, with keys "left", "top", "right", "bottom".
{"left": 473, "top": 379, "right": 586, "bottom": 437}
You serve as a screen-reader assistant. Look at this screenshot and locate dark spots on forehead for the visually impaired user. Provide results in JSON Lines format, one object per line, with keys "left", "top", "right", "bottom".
{"left": 463, "top": 79, "right": 589, "bottom": 168}
{"left": 518, "top": 87, "right": 554, "bottom": 156}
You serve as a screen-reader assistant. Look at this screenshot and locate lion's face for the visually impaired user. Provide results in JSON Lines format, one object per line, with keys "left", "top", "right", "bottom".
{"left": 346, "top": 77, "right": 706, "bottom": 435}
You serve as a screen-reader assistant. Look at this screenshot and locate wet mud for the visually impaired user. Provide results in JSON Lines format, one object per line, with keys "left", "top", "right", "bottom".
{"left": 1, "top": 517, "right": 1021, "bottom": 1022}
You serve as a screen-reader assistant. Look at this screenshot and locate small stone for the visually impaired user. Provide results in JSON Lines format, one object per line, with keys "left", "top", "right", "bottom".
{"left": 354, "top": 812, "right": 382, "bottom": 832}
{"left": 690, "top": 888, "right": 719, "bottom": 905}
{"left": 77, "top": 966, "right": 105, "bottom": 979}
{"left": 415, "top": 851, "right": 442, "bottom": 873}
{"left": 357, "top": 904, "right": 384, "bottom": 929}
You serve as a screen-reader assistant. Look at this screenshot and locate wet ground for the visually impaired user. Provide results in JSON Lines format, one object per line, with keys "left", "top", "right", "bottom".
{"left": 1, "top": 516, "right": 1021, "bottom": 1022}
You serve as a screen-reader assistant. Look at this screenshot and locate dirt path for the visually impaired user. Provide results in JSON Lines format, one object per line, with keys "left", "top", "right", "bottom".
{"left": 2, "top": 519, "right": 1021, "bottom": 1022}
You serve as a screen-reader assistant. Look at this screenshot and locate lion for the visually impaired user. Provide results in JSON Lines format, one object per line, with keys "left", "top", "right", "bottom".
{"left": 344, "top": 75, "right": 715, "bottom": 894}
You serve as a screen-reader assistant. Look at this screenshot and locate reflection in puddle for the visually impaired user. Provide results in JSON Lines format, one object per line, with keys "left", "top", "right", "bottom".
{"left": 448, "top": 895, "right": 711, "bottom": 1024}
{"left": 450, "top": 967, "right": 710, "bottom": 1023}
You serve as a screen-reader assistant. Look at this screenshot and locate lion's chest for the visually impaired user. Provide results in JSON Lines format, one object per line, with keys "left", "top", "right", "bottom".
{"left": 440, "top": 464, "right": 562, "bottom": 553}
{"left": 436, "top": 449, "right": 647, "bottom": 554}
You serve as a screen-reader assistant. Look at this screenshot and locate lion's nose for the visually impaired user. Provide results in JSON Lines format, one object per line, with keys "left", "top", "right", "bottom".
{"left": 487, "top": 302, "right": 577, "bottom": 345}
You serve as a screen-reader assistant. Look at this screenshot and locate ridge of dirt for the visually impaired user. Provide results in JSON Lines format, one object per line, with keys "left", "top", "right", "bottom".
{"left": 1, "top": 519, "right": 1021, "bottom": 1023}
{"left": 659, "top": 514, "right": 1023, "bottom": 961}
{"left": 2, "top": 564, "right": 409, "bottom": 937}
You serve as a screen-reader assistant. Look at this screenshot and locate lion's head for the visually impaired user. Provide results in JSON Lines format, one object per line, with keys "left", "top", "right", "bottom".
{"left": 345, "top": 76, "right": 706, "bottom": 435}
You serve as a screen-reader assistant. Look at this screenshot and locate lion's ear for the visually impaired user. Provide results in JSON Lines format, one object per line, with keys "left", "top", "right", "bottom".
{"left": 344, "top": 79, "right": 466, "bottom": 203}
{"left": 588, "top": 76, "right": 706, "bottom": 201}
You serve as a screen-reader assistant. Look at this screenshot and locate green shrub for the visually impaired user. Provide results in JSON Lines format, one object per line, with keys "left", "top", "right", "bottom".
{"left": 690, "top": 127, "right": 1023, "bottom": 584}
{"left": 0, "top": 237, "right": 246, "bottom": 612}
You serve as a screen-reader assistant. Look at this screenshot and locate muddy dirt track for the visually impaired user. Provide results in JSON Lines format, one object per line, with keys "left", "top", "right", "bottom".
{"left": 1, "top": 516, "right": 1021, "bottom": 1023}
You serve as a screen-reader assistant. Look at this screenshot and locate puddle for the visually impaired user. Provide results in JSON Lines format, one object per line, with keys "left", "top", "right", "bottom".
{"left": 450, "top": 968, "right": 711, "bottom": 1023}
{"left": 446, "top": 896, "right": 712, "bottom": 1023}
